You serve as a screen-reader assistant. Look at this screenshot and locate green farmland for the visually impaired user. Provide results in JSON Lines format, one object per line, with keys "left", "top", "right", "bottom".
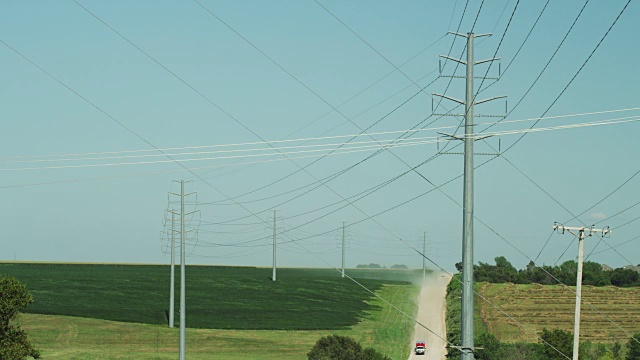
{"left": 2, "top": 263, "right": 421, "bottom": 359}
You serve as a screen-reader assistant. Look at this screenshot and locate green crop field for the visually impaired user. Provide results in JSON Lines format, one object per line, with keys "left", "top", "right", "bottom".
{"left": 478, "top": 282, "right": 640, "bottom": 343}
{"left": 0, "top": 263, "right": 420, "bottom": 330}
{"left": 2, "top": 263, "right": 421, "bottom": 359}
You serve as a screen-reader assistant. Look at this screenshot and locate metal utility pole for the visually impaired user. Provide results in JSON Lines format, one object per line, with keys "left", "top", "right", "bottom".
{"left": 179, "top": 180, "right": 186, "bottom": 360}
{"left": 272, "top": 210, "right": 277, "bottom": 282}
{"left": 433, "top": 31, "right": 502, "bottom": 360}
{"left": 553, "top": 224, "right": 610, "bottom": 360}
{"left": 460, "top": 34, "right": 476, "bottom": 360}
{"left": 342, "top": 222, "right": 346, "bottom": 278}
{"left": 168, "top": 180, "right": 195, "bottom": 360}
{"left": 169, "top": 211, "right": 176, "bottom": 328}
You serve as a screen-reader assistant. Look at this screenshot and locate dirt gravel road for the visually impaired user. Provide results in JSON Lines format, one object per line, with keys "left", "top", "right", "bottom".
{"left": 408, "top": 272, "right": 451, "bottom": 360}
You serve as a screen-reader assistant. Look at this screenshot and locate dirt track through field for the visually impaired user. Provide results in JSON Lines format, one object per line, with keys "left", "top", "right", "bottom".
{"left": 408, "top": 272, "right": 451, "bottom": 360}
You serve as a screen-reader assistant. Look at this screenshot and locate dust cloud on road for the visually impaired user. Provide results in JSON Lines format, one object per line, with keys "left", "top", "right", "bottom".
{"left": 408, "top": 272, "right": 451, "bottom": 360}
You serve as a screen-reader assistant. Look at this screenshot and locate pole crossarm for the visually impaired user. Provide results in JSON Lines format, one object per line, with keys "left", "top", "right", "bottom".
{"left": 446, "top": 31, "right": 491, "bottom": 39}
{"left": 440, "top": 54, "right": 466, "bottom": 65}
{"left": 474, "top": 95, "right": 507, "bottom": 105}
{"left": 432, "top": 92, "right": 464, "bottom": 105}
{"left": 552, "top": 224, "right": 611, "bottom": 237}
{"left": 474, "top": 57, "right": 500, "bottom": 65}
{"left": 438, "top": 132, "right": 464, "bottom": 141}
{"left": 169, "top": 192, "right": 197, "bottom": 197}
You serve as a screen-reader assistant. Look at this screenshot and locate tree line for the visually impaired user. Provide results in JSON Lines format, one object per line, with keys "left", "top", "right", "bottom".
{"left": 454, "top": 256, "right": 640, "bottom": 287}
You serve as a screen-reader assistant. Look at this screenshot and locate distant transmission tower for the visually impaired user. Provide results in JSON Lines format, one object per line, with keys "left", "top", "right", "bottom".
{"left": 272, "top": 210, "right": 277, "bottom": 282}
{"left": 342, "top": 222, "right": 346, "bottom": 278}
{"left": 433, "top": 31, "right": 504, "bottom": 360}
{"left": 169, "top": 180, "right": 196, "bottom": 360}
{"left": 168, "top": 210, "right": 178, "bottom": 328}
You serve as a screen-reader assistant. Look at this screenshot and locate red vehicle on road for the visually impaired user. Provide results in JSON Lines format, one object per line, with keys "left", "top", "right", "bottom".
{"left": 415, "top": 340, "right": 426, "bottom": 355}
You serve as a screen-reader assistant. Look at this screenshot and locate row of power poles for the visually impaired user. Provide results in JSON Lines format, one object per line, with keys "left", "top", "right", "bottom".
{"left": 161, "top": 32, "right": 614, "bottom": 360}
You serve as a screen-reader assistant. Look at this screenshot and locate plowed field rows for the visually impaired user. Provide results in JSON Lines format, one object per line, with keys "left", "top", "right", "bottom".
{"left": 479, "top": 283, "right": 640, "bottom": 343}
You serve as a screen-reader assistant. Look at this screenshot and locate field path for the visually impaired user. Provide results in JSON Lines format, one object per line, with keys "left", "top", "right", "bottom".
{"left": 408, "top": 272, "right": 451, "bottom": 360}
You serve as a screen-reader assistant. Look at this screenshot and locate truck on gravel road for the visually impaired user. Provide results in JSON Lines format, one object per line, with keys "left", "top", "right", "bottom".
{"left": 415, "top": 340, "right": 426, "bottom": 355}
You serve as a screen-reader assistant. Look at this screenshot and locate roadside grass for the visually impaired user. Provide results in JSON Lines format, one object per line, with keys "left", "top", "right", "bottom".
{"left": 478, "top": 282, "right": 640, "bottom": 343}
{"left": 19, "top": 283, "right": 419, "bottom": 360}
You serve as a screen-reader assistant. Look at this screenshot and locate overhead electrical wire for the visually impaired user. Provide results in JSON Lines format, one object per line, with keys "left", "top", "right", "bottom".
{"left": 3, "top": 115, "right": 637, "bottom": 172}
{"left": 183, "top": 0, "right": 629, "bottom": 235}
{"left": 286, "top": 225, "right": 570, "bottom": 359}
{"left": 186, "top": 0, "right": 543, "bottom": 229}
{"left": 184, "top": 1, "right": 631, "bottom": 347}
{"left": 10, "top": 1, "right": 636, "bottom": 348}
{"left": 6, "top": 106, "right": 637, "bottom": 164}
{"left": 505, "top": 0, "right": 635, "bottom": 284}
{"left": 191, "top": 0, "right": 473, "bottom": 206}
{"left": 175, "top": 1, "right": 640, "bottom": 347}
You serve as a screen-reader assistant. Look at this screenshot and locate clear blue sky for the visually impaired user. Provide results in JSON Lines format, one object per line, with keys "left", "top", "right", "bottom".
{"left": 1, "top": 0, "right": 638, "bottom": 272}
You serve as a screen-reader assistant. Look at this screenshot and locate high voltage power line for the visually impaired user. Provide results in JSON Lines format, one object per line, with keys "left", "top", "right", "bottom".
{"left": 6, "top": 107, "right": 637, "bottom": 163}
{"left": 3, "top": 0, "right": 637, "bottom": 355}
{"left": 2, "top": 115, "right": 638, "bottom": 172}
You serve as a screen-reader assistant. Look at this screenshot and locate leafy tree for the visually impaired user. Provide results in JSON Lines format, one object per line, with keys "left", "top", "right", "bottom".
{"left": 538, "top": 328, "right": 573, "bottom": 360}
{"left": 356, "top": 263, "right": 383, "bottom": 269}
{"left": 360, "top": 347, "right": 391, "bottom": 360}
{"left": 613, "top": 341, "right": 622, "bottom": 359}
{"left": 474, "top": 257, "right": 520, "bottom": 283}
{"left": 627, "top": 334, "right": 640, "bottom": 360}
{"left": 0, "top": 275, "right": 40, "bottom": 359}
{"left": 307, "top": 335, "right": 390, "bottom": 360}
{"left": 579, "top": 340, "right": 609, "bottom": 360}
{"left": 609, "top": 268, "right": 640, "bottom": 287}
{"left": 558, "top": 261, "right": 578, "bottom": 286}
{"left": 455, "top": 262, "right": 463, "bottom": 272}
{"left": 475, "top": 332, "right": 502, "bottom": 360}
{"left": 390, "top": 264, "right": 408, "bottom": 269}
{"left": 582, "top": 261, "right": 610, "bottom": 286}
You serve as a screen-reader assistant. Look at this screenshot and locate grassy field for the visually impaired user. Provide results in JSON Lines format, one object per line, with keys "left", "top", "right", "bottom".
{"left": 3, "top": 263, "right": 420, "bottom": 359}
{"left": 478, "top": 282, "right": 640, "bottom": 343}
{"left": 0, "top": 263, "right": 420, "bottom": 330}
{"left": 18, "top": 283, "right": 418, "bottom": 359}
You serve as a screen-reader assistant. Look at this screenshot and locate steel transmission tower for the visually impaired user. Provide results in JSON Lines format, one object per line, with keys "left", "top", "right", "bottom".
{"left": 272, "top": 210, "right": 277, "bottom": 282}
{"left": 433, "top": 31, "right": 504, "bottom": 359}
{"left": 179, "top": 180, "right": 187, "bottom": 360}
{"left": 169, "top": 180, "right": 196, "bottom": 360}
{"left": 169, "top": 210, "right": 177, "bottom": 328}
{"left": 342, "top": 222, "right": 346, "bottom": 278}
{"left": 553, "top": 224, "right": 610, "bottom": 360}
